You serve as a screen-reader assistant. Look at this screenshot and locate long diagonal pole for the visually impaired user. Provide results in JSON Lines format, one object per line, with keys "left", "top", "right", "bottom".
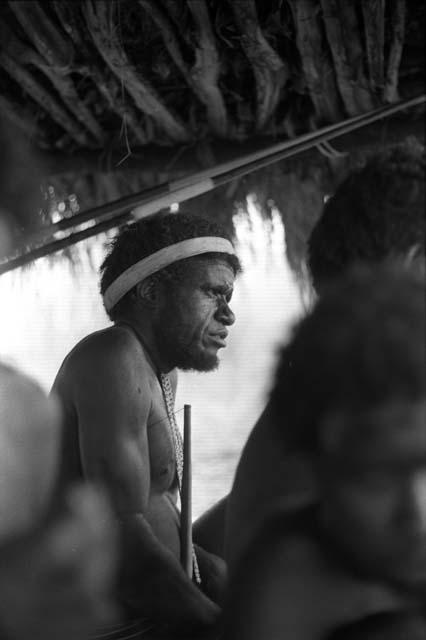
{"left": 181, "top": 404, "right": 193, "bottom": 578}
{"left": 0, "top": 95, "right": 424, "bottom": 276}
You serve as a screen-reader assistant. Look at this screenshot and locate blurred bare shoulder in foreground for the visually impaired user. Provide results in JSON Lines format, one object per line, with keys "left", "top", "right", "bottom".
{"left": 0, "top": 363, "right": 118, "bottom": 640}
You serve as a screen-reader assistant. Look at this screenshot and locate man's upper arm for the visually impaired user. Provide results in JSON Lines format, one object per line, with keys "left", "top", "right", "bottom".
{"left": 70, "top": 333, "right": 151, "bottom": 515}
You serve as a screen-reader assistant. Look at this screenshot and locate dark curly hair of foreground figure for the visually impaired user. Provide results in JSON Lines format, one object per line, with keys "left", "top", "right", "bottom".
{"left": 269, "top": 264, "right": 426, "bottom": 453}
{"left": 100, "top": 212, "right": 241, "bottom": 320}
{"left": 308, "top": 140, "right": 425, "bottom": 294}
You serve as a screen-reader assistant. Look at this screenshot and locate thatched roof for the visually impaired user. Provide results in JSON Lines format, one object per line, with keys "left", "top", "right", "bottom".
{"left": 0, "top": 0, "right": 425, "bottom": 275}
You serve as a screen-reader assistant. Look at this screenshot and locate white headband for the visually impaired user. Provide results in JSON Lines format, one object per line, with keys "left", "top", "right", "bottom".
{"left": 103, "top": 236, "right": 236, "bottom": 311}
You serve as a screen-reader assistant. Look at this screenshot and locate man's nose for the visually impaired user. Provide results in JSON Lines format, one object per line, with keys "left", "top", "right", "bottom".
{"left": 397, "top": 470, "right": 426, "bottom": 531}
{"left": 216, "top": 300, "right": 235, "bottom": 326}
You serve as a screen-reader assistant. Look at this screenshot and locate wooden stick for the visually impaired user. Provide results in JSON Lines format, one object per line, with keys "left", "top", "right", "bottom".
{"left": 181, "top": 404, "right": 193, "bottom": 578}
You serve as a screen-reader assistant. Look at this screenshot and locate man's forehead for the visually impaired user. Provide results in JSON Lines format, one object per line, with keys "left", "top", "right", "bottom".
{"left": 192, "top": 258, "right": 235, "bottom": 284}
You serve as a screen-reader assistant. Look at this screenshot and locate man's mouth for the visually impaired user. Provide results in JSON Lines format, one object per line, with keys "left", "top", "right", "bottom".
{"left": 208, "top": 332, "right": 228, "bottom": 348}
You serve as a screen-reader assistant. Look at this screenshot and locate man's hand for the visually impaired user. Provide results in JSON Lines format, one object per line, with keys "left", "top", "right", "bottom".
{"left": 0, "top": 485, "right": 117, "bottom": 640}
{"left": 194, "top": 544, "right": 228, "bottom": 605}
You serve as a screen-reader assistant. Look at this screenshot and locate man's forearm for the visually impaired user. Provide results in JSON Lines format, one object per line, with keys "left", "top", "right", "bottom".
{"left": 117, "top": 513, "right": 220, "bottom": 631}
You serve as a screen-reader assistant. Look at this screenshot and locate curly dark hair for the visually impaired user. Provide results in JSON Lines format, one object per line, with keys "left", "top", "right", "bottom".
{"left": 270, "top": 264, "right": 426, "bottom": 453}
{"left": 308, "top": 140, "right": 426, "bottom": 294}
{"left": 100, "top": 211, "right": 241, "bottom": 320}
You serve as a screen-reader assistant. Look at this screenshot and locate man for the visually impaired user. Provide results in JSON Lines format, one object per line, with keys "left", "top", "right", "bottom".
{"left": 52, "top": 212, "right": 241, "bottom": 636}
{"left": 225, "top": 140, "right": 426, "bottom": 571}
{"left": 224, "top": 265, "right": 426, "bottom": 639}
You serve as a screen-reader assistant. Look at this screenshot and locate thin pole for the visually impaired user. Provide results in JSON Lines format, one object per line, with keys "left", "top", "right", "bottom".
{"left": 35, "top": 94, "right": 426, "bottom": 236}
{"left": 0, "top": 95, "right": 424, "bottom": 275}
{"left": 181, "top": 404, "right": 193, "bottom": 578}
{"left": 0, "top": 212, "right": 131, "bottom": 274}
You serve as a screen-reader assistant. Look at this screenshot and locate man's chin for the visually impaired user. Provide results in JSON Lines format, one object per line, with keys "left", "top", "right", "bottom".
{"left": 176, "top": 351, "right": 219, "bottom": 373}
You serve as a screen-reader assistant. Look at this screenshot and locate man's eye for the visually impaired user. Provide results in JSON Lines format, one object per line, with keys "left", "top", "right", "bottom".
{"left": 204, "top": 287, "right": 232, "bottom": 301}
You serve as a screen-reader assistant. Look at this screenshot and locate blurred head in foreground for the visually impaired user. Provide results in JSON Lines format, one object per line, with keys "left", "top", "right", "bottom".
{"left": 270, "top": 265, "right": 426, "bottom": 589}
{"left": 308, "top": 139, "right": 425, "bottom": 294}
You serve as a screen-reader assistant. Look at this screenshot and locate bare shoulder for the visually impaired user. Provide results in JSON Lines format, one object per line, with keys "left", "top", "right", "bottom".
{"left": 69, "top": 325, "right": 142, "bottom": 367}
{"left": 57, "top": 326, "right": 151, "bottom": 392}
{"left": 53, "top": 326, "right": 160, "bottom": 460}
{"left": 53, "top": 326, "right": 156, "bottom": 443}
{"left": 0, "top": 364, "right": 61, "bottom": 535}
{"left": 242, "top": 402, "right": 277, "bottom": 462}
{"left": 230, "top": 402, "right": 282, "bottom": 507}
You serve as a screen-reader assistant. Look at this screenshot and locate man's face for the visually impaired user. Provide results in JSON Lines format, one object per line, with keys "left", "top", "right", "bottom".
{"left": 319, "top": 400, "right": 426, "bottom": 589}
{"left": 155, "top": 259, "right": 236, "bottom": 372}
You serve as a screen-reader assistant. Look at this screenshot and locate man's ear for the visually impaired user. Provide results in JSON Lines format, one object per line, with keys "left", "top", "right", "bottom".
{"left": 135, "top": 278, "right": 158, "bottom": 306}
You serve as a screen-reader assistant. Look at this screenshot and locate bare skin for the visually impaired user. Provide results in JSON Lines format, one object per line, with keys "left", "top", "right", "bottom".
{"left": 225, "top": 402, "right": 316, "bottom": 573}
{"left": 225, "top": 399, "right": 426, "bottom": 639}
{"left": 52, "top": 259, "right": 236, "bottom": 634}
{"left": 195, "top": 401, "right": 316, "bottom": 570}
{"left": 0, "top": 485, "right": 117, "bottom": 640}
{"left": 0, "top": 365, "right": 117, "bottom": 639}
{"left": 193, "top": 496, "right": 228, "bottom": 558}
{"left": 224, "top": 524, "right": 408, "bottom": 640}
{"left": 0, "top": 364, "right": 61, "bottom": 537}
